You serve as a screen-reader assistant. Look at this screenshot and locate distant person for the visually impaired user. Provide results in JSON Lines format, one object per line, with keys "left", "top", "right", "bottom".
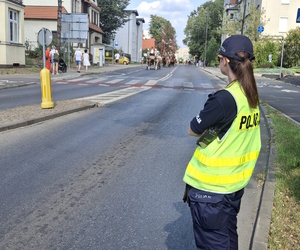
{"left": 50, "top": 45, "right": 59, "bottom": 75}
{"left": 114, "top": 52, "right": 120, "bottom": 64}
{"left": 83, "top": 49, "right": 90, "bottom": 73}
{"left": 74, "top": 48, "right": 82, "bottom": 73}
{"left": 150, "top": 47, "right": 154, "bottom": 55}
{"left": 45, "top": 47, "right": 51, "bottom": 71}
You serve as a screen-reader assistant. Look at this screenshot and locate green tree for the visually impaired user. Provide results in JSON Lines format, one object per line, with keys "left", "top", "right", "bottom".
{"left": 149, "top": 15, "right": 177, "bottom": 53}
{"left": 183, "top": 0, "right": 223, "bottom": 64}
{"left": 98, "top": 0, "right": 130, "bottom": 44}
{"left": 283, "top": 27, "right": 300, "bottom": 67}
{"left": 205, "top": 37, "right": 219, "bottom": 66}
{"left": 222, "top": 0, "right": 268, "bottom": 41}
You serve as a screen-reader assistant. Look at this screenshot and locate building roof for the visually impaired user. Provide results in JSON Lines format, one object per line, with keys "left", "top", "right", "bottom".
{"left": 89, "top": 23, "right": 104, "bottom": 34}
{"left": 137, "top": 17, "right": 145, "bottom": 23}
{"left": 84, "top": 0, "right": 101, "bottom": 12}
{"left": 125, "top": 10, "right": 139, "bottom": 16}
{"left": 24, "top": 6, "right": 67, "bottom": 20}
{"left": 7, "top": 0, "right": 23, "bottom": 5}
{"left": 142, "top": 38, "right": 156, "bottom": 50}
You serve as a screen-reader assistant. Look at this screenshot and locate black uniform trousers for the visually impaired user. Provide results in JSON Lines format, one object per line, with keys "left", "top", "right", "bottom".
{"left": 188, "top": 187, "right": 244, "bottom": 250}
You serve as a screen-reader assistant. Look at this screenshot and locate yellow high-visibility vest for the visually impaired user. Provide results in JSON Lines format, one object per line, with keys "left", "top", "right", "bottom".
{"left": 183, "top": 81, "right": 261, "bottom": 194}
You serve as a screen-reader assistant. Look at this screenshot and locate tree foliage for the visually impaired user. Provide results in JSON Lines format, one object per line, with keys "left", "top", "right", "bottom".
{"left": 148, "top": 15, "right": 177, "bottom": 53}
{"left": 183, "top": 0, "right": 223, "bottom": 64}
{"left": 253, "top": 39, "right": 280, "bottom": 68}
{"left": 206, "top": 37, "right": 220, "bottom": 66}
{"left": 222, "top": 1, "right": 268, "bottom": 41}
{"left": 98, "top": 0, "right": 130, "bottom": 44}
{"left": 283, "top": 27, "right": 300, "bottom": 67}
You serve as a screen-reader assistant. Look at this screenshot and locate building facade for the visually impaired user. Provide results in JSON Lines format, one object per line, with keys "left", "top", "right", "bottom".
{"left": 224, "top": 0, "right": 300, "bottom": 41}
{"left": 23, "top": 0, "right": 103, "bottom": 51}
{"left": 175, "top": 47, "right": 190, "bottom": 62}
{"left": 114, "top": 10, "right": 144, "bottom": 63}
{"left": 260, "top": 0, "right": 300, "bottom": 37}
{"left": 0, "top": 0, "right": 25, "bottom": 67}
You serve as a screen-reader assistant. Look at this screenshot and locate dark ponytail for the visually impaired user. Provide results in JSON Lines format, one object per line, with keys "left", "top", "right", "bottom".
{"left": 229, "top": 52, "right": 259, "bottom": 108}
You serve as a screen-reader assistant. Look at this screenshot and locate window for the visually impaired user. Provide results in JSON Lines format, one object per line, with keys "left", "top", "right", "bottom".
{"left": 279, "top": 17, "right": 288, "bottom": 33}
{"left": 9, "top": 9, "right": 19, "bottom": 43}
{"left": 91, "top": 10, "right": 99, "bottom": 26}
{"left": 281, "top": 0, "right": 289, "bottom": 4}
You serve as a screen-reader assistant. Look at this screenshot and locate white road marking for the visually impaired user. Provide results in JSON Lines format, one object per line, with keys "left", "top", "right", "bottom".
{"left": 67, "top": 77, "right": 91, "bottom": 82}
{"left": 145, "top": 80, "right": 158, "bottom": 86}
{"left": 77, "top": 86, "right": 151, "bottom": 106}
{"left": 106, "top": 78, "right": 124, "bottom": 84}
{"left": 86, "top": 77, "right": 108, "bottom": 83}
{"left": 125, "top": 79, "right": 140, "bottom": 85}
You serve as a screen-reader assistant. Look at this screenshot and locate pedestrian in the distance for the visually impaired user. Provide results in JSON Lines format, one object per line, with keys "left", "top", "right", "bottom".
{"left": 50, "top": 45, "right": 59, "bottom": 75}
{"left": 74, "top": 48, "right": 82, "bottom": 73}
{"left": 183, "top": 35, "right": 261, "bottom": 249}
{"left": 83, "top": 49, "right": 90, "bottom": 73}
{"left": 114, "top": 52, "right": 120, "bottom": 64}
{"left": 45, "top": 47, "right": 51, "bottom": 72}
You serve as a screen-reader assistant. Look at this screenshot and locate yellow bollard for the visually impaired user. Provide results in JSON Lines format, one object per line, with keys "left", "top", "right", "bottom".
{"left": 40, "top": 68, "right": 54, "bottom": 109}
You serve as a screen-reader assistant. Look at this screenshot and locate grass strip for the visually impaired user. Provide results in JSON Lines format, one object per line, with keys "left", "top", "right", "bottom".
{"left": 267, "top": 107, "right": 300, "bottom": 249}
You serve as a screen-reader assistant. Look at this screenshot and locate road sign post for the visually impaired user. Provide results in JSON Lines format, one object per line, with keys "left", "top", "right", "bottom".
{"left": 38, "top": 28, "right": 52, "bottom": 68}
{"left": 258, "top": 25, "right": 264, "bottom": 34}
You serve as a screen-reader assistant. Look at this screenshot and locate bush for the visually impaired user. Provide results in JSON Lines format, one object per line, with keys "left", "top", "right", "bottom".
{"left": 254, "top": 39, "right": 279, "bottom": 68}
{"left": 283, "top": 27, "right": 300, "bottom": 68}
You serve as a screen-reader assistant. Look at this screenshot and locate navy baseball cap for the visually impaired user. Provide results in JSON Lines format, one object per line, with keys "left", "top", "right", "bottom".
{"left": 218, "top": 35, "right": 255, "bottom": 62}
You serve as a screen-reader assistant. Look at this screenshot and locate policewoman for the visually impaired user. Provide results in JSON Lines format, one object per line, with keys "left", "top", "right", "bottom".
{"left": 183, "top": 35, "right": 261, "bottom": 249}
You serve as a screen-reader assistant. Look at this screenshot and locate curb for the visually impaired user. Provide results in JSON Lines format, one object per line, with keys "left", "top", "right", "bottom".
{"left": 0, "top": 104, "right": 96, "bottom": 132}
{"left": 250, "top": 105, "right": 276, "bottom": 249}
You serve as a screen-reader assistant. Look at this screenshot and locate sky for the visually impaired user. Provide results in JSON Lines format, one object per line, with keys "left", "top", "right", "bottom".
{"left": 127, "top": 0, "right": 208, "bottom": 48}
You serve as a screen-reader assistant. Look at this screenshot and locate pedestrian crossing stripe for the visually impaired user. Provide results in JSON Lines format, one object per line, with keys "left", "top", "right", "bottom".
{"left": 106, "top": 79, "right": 123, "bottom": 84}
{"left": 86, "top": 77, "right": 107, "bottom": 83}
{"left": 125, "top": 80, "right": 140, "bottom": 85}
{"left": 68, "top": 77, "right": 91, "bottom": 82}
{"left": 53, "top": 77, "right": 219, "bottom": 90}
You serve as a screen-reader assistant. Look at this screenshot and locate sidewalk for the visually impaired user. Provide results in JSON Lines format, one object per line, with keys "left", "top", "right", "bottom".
{"left": 0, "top": 63, "right": 142, "bottom": 131}
{"left": 0, "top": 65, "right": 275, "bottom": 249}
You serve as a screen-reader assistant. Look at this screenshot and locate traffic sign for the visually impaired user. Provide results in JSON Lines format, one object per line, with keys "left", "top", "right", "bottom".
{"left": 258, "top": 25, "right": 264, "bottom": 34}
{"left": 296, "top": 8, "right": 300, "bottom": 23}
{"left": 114, "top": 41, "right": 118, "bottom": 47}
{"left": 38, "top": 28, "right": 52, "bottom": 46}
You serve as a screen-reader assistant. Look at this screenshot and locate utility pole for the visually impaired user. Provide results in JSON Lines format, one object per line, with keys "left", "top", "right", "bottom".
{"left": 241, "top": 0, "right": 247, "bottom": 35}
{"left": 204, "top": 9, "right": 209, "bottom": 68}
{"left": 236, "top": 0, "right": 247, "bottom": 35}
{"left": 57, "top": 0, "right": 62, "bottom": 53}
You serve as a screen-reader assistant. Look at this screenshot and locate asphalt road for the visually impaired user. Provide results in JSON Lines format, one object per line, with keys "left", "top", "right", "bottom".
{"left": 0, "top": 66, "right": 219, "bottom": 249}
{"left": 255, "top": 75, "right": 300, "bottom": 124}
{"left": 0, "top": 65, "right": 298, "bottom": 249}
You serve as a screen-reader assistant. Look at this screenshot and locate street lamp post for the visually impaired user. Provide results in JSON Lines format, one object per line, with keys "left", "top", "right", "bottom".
{"left": 236, "top": 0, "right": 247, "bottom": 35}
{"left": 111, "top": 32, "right": 116, "bottom": 65}
{"left": 193, "top": 23, "right": 200, "bottom": 66}
{"left": 204, "top": 9, "right": 209, "bottom": 68}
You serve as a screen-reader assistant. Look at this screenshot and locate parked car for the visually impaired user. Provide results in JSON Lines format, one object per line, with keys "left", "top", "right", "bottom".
{"left": 116, "top": 56, "right": 130, "bottom": 65}
{"left": 124, "top": 53, "right": 131, "bottom": 62}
